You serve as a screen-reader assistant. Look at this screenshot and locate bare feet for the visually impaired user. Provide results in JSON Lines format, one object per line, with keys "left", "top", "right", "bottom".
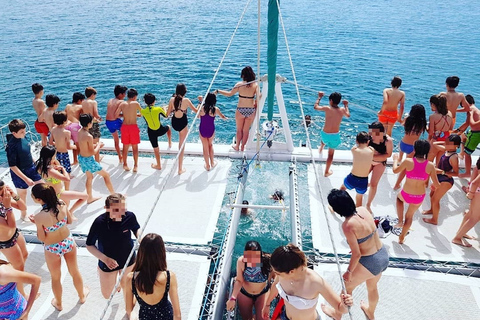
{"left": 123, "top": 164, "right": 131, "bottom": 171}
{"left": 360, "top": 300, "right": 374, "bottom": 320}
{"left": 178, "top": 168, "right": 186, "bottom": 175}
{"left": 20, "top": 216, "right": 30, "bottom": 223}
{"left": 79, "top": 286, "right": 90, "bottom": 304}
{"left": 422, "top": 209, "right": 433, "bottom": 215}
{"left": 204, "top": 164, "right": 211, "bottom": 171}
{"left": 51, "top": 298, "right": 63, "bottom": 311}
{"left": 133, "top": 166, "right": 138, "bottom": 173}
{"left": 462, "top": 185, "right": 469, "bottom": 194}
{"left": 321, "top": 304, "right": 340, "bottom": 320}
{"left": 464, "top": 234, "right": 477, "bottom": 240}
{"left": 72, "top": 215, "right": 78, "bottom": 221}
{"left": 398, "top": 235, "right": 405, "bottom": 244}
{"left": 211, "top": 161, "right": 218, "bottom": 168}
{"left": 118, "top": 156, "right": 123, "bottom": 164}
{"left": 98, "top": 155, "right": 105, "bottom": 162}
{"left": 422, "top": 218, "right": 437, "bottom": 225}
{"left": 232, "top": 145, "right": 239, "bottom": 151}
{"left": 87, "top": 196, "right": 101, "bottom": 204}
{"left": 151, "top": 164, "right": 162, "bottom": 170}
{"left": 452, "top": 238, "right": 472, "bottom": 247}
{"left": 324, "top": 170, "right": 333, "bottom": 177}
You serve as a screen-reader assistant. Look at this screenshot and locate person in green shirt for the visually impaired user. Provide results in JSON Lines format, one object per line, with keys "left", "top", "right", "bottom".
{"left": 141, "top": 93, "right": 172, "bottom": 170}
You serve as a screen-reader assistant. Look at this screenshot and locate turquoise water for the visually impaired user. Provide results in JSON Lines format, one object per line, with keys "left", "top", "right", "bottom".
{"left": 1, "top": 0, "right": 479, "bottom": 151}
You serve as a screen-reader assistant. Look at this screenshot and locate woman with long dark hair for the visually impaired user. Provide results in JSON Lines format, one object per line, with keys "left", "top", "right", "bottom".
{"left": 328, "top": 189, "right": 388, "bottom": 320}
{"left": 393, "top": 140, "right": 440, "bottom": 244}
{"left": 198, "top": 92, "right": 227, "bottom": 171}
{"left": 35, "top": 145, "right": 89, "bottom": 219}
{"left": 217, "top": 66, "right": 258, "bottom": 151}
{"left": 126, "top": 233, "right": 181, "bottom": 320}
{"left": 226, "top": 241, "right": 273, "bottom": 320}
{"left": 167, "top": 83, "right": 198, "bottom": 174}
{"left": 30, "top": 183, "right": 88, "bottom": 310}
{"left": 393, "top": 104, "right": 427, "bottom": 190}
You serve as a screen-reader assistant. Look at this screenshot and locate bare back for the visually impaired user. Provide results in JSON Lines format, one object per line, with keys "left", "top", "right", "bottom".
{"left": 237, "top": 82, "right": 257, "bottom": 108}
{"left": 34, "top": 203, "right": 69, "bottom": 246}
{"left": 43, "top": 109, "right": 56, "bottom": 130}
{"left": 77, "top": 128, "right": 94, "bottom": 157}
{"left": 106, "top": 98, "right": 124, "bottom": 121}
{"left": 133, "top": 271, "right": 170, "bottom": 305}
{"left": 351, "top": 146, "right": 374, "bottom": 177}
{"left": 32, "top": 98, "right": 46, "bottom": 119}
{"left": 121, "top": 101, "right": 141, "bottom": 125}
{"left": 51, "top": 126, "right": 71, "bottom": 153}
{"left": 441, "top": 91, "right": 466, "bottom": 119}
{"left": 65, "top": 103, "right": 83, "bottom": 123}
{"left": 322, "top": 106, "right": 347, "bottom": 133}
{"left": 82, "top": 99, "right": 101, "bottom": 121}
{"left": 343, "top": 207, "right": 383, "bottom": 256}
{"left": 470, "top": 105, "right": 480, "bottom": 131}
{"left": 382, "top": 88, "right": 405, "bottom": 111}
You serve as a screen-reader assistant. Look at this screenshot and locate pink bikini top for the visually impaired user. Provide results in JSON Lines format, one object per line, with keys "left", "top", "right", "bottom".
{"left": 405, "top": 158, "right": 429, "bottom": 181}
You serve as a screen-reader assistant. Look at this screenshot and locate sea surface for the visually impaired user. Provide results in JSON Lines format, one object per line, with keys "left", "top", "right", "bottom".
{"left": 1, "top": 0, "right": 479, "bottom": 153}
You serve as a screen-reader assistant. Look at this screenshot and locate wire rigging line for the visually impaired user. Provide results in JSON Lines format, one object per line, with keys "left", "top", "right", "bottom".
{"left": 275, "top": 0, "right": 353, "bottom": 318}
{"left": 98, "top": 1, "right": 254, "bottom": 318}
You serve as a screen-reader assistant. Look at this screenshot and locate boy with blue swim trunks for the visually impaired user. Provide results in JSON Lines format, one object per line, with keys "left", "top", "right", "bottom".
{"left": 78, "top": 114, "right": 115, "bottom": 203}
{"left": 106, "top": 85, "right": 127, "bottom": 163}
{"left": 341, "top": 132, "right": 374, "bottom": 207}
{"left": 314, "top": 91, "right": 350, "bottom": 177}
{"left": 6, "top": 119, "right": 43, "bottom": 220}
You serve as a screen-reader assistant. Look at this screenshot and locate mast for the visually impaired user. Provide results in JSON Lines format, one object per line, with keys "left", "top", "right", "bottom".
{"left": 267, "top": 0, "right": 279, "bottom": 121}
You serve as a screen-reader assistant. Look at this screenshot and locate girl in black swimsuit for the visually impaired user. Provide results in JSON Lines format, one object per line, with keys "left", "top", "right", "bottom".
{"left": 167, "top": 83, "right": 198, "bottom": 174}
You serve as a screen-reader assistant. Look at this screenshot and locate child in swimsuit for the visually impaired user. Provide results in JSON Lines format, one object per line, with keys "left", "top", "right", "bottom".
{"left": 341, "top": 131, "right": 374, "bottom": 207}
{"left": 217, "top": 66, "right": 258, "bottom": 151}
{"left": 428, "top": 94, "right": 453, "bottom": 162}
{"left": 35, "top": 145, "right": 88, "bottom": 220}
{"left": 0, "top": 260, "right": 41, "bottom": 320}
{"left": 120, "top": 89, "right": 142, "bottom": 172}
{"left": 226, "top": 241, "right": 273, "bottom": 319}
{"left": 392, "top": 140, "right": 440, "bottom": 244}
{"left": 313, "top": 91, "right": 350, "bottom": 177}
{"left": 65, "top": 92, "right": 85, "bottom": 165}
{"left": 263, "top": 244, "right": 353, "bottom": 320}
{"left": 198, "top": 93, "right": 227, "bottom": 171}
{"left": 32, "top": 83, "right": 49, "bottom": 146}
{"left": 29, "top": 183, "right": 88, "bottom": 311}
{"left": 378, "top": 76, "right": 405, "bottom": 137}
{"left": 167, "top": 83, "right": 198, "bottom": 175}
{"left": 141, "top": 93, "right": 173, "bottom": 170}
{"left": 423, "top": 135, "right": 460, "bottom": 225}
{"left": 393, "top": 104, "right": 427, "bottom": 190}
{"left": 328, "top": 189, "right": 388, "bottom": 320}
{"left": 106, "top": 85, "right": 128, "bottom": 163}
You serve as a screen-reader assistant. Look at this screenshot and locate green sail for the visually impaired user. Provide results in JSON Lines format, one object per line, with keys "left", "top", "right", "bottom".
{"left": 267, "top": 0, "right": 279, "bottom": 121}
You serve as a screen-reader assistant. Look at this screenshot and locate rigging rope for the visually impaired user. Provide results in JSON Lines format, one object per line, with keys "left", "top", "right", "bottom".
{"left": 98, "top": 0, "right": 254, "bottom": 318}
{"left": 275, "top": 0, "right": 353, "bottom": 318}
{"left": 255, "top": 0, "right": 262, "bottom": 168}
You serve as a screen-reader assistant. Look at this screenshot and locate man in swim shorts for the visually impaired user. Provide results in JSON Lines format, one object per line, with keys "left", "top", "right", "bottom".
{"left": 378, "top": 76, "right": 405, "bottom": 137}
{"left": 314, "top": 91, "right": 350, "bottom": 177}
{"left": 106, "top": 85, "right": 127, "bottom": 163}
{"left": 341, "top": 132, "right": 374, "bottom": 207}
{"left": 78, "top": 114, "right": 114, "bottom": 203}
{"left": 460, "top": 95, "right": 480, "bottom": 178}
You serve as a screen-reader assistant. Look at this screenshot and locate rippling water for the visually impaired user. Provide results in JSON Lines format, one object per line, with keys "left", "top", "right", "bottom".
{"left": 1, "top": 0, "right": 479, "bottom": 149}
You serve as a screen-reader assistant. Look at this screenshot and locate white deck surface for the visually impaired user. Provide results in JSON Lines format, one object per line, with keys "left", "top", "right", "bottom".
{"left": 315, "top": 264, "right": 480, "bottom": 320}
{"left": 309, "top": 163, "right": 480, "bottom": 263}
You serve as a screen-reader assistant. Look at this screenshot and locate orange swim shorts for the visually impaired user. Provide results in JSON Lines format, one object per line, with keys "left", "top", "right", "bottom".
{"left": 120, "top": 124, "right": 140, "bottom": 145}
{"left": 378, "top": 110, "right": 398, "bottom": 125}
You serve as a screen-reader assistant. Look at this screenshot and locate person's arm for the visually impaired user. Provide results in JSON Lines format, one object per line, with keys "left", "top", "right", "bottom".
{"left": 125, "top": 272, "right": 135, "bottom": 318}
{"left": 262, "top": 275, "right": 280, "bottom": 319}
{"left": 167, "top": 98, "right": 175, "bottom": 115}
{"left": 115, "top": 102, "right": 124, "bottom": 119}
{"left": 93, "top": 140, "right": 104, "bottom": 154}
{"left": 456, "top": 94, "right": 470, "bottom": 113}
{"left": 2, "top": 191, "right": 16, "bottom": 229}
{"left": 226, "top": 258, "right": 245, "bottom": 311}
{"left": 313, "top": 91, "right": 325, "bottom": 111}
{"left": 378, "top": 89, "right": 388, "bottom": 114}
{"left": 10, "top": 166, "right": 33, "bottom": 186}
{"left": 427, "top": 115, "right": 434, "bottom": 140}
{"left": 372, "top": 138, "right": 393, "bottom": 162}
{"left": 317, "top": 275, "right": 353, "bottom": 315}
{"left": 93, "top": 102, "right": 102, "bottom": 121}
{"left": 392, "top": 153, "right": 407, "bottom": 174}
{"left": 0, "top": 267, "right": 41, "bottom": 320}
{"left": 342, "top": 223, "right": 361, "bottom": 283}
{"left": 398, "top": 93, "right": 405, "bottom": 121}
{"left": 446, "top": 154, "right": 460, "bottom": 178}
{"left": 453, "top": 120, "right": 469, "bottom": 134}
{"left": 186, "top": 98, "right": 198, "bottom": 114}
{"left": 4, "top": 186, "right": 26, "bottom": 211}
{"left": 33, "top": 215, "right": 47, "bottom": 242}
{"left": 216, "top": 84, "right": 240, "bottom": 97}
{"left": 342, "top": 100, "right": 351, "bottom": 118}
{"left": 48, "top": 167, "right": 70, "bottom": 183}
{"left": 468, "top": 172, "right": 480, "bottom": 199}
{"left": 215, "top": 107, "right": 227, "bottom": 120}
{"left": 86, "top": 245, "right": 119, "bottom": 270}
{"left": 469, "top": 112, "right": 480, "bottom": 127}
{"left": 169, "top": 272, "right": 182, "bottom": 320}
{"left": 428, "top": 163, "right": 441, "bottom": 188}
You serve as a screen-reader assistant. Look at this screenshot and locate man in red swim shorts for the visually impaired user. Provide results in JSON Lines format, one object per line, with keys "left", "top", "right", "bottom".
{"left": 120, "top": 89, "right": 142, "bottom": 172}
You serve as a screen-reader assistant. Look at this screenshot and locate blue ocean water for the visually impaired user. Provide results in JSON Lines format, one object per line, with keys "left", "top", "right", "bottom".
{"left": 1, "top": 0, "right": 479, "bottom": 151}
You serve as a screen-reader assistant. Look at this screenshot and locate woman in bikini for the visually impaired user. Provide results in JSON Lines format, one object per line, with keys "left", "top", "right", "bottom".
{"left": 198, "top": 92, "right": 227, "bottom": 171}
{"left": 226, "top": 241, "right": 274, "bottom": 320}
{"left": 452, "top": 157, "right": 480, "bottom": 247}
{"left": 365, "top": 122, "right": 393, "bottom": 214}
{"left": 167, "top": 83, "right": 198, "bottom": 175}
{"left": 393, "top": 104, "right": 427, "bottom": 190}
{"left": 427, "top": 94, "right": 453, "bottom": 163}
{"left": 29, "top": 183, "right": 88, "bottom": 311}
{"left": 327, "top": 189, "right": 388, "bottom": 320}
{"left": 0, "top": 259, "right": 40, "bottom": 320}
{"left": 393, "top": 140, "right": 440, "bottom": 244}
{"left": 262, "top": 244, "right": 353, "bottom": 320}
{"left": 126, "top": 233, "right": 181, "bottom": 320}
{"left": 423, "top": 134, "right": 461, "bottom": 225}
{"left": 35, "top": 145, "right": 89, "bottom": 219}
{"left": 217, "top": 66, "right": 258, "bottom": 151}
{"left": 0, "top": 181, "right": 29, "bottom": 297}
